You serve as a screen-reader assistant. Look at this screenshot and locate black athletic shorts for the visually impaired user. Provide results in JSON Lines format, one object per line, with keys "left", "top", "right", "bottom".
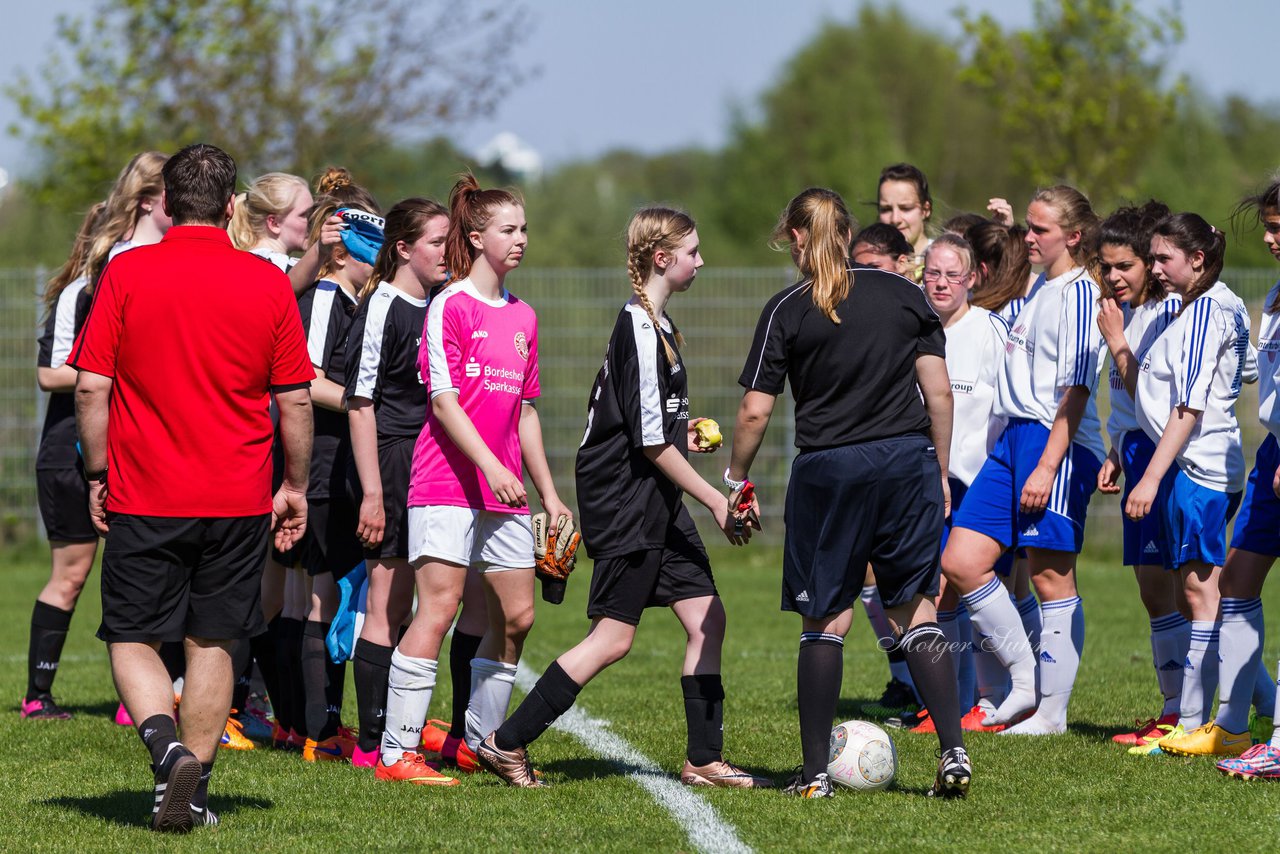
{"left": 347, "top": 435, "right": 413, "bottom": 561}
{"left": 97, "top": 513, "right": 271, "bottom": 643}
{"left": 783, "top": 432, "right": 943, "bottom": 618}
{"left": 37, "top": 467, "right": 98, "bottom": 543}
{"left": 586, "top": 508, "right": 718, "bottom": 626}
{"left": 271, "top": 497, "right": 363, "bottom": 578}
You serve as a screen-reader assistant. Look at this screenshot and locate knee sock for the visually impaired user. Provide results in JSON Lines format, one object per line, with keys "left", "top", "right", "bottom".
{"left": 1016, "top": 596, "right": 1082, "bottom": 731}
{"left": 797, "top": 632, "right": 843, "bottom": 782}
{"left": 938, "top": 608, "right": 974, "bottom": 710}
{"left": 464, "top": 658, "right": 519, "bottom": 750}
{"left": 230, "top": 639, "right": 253, "bottom": 714}
{"left": 1215, "top": 598, "right": 1264, "bottom": 733}
{"left": 955, "top": 608, "right": 976, "bottom": 709}
{"left": 900, "top": 623, "right": 965, "bottom": 751}
{"left": 27, "top": 601, "right": 72, "bottom": 699}
{"left": 301, "top": 620, "right": 333, "bottom": 740}
{"left": 861, "top": 587, "right": 913, "bottom": 688}
{"left": 1150, "top": 612, "right": 1190, "bottom": 717}
{"left": 380, "top": 650, "right": 436, "bottom": 764}
{"left": 1016, "top": 593, "right": 1041, "bottom": 656}
{"left": 250, "top": 617, "right": 283, "bottom": 720}
{"left": 1254, "top": 660, "right": 1276, "bottom": 719}
{"left": 191, "top": 761, "right": 214, "bottom": 816}
{"left": 272, "top": 618, "right": 300, "bottom": 731}
{"left": 448, "top": 631, "right": 483, "bottom": 738}
{"left": 962, "top": 578, "right": 1035, "bottom": 724}
{"left": 138, "top": 713, "right": 181, "bottom": 769}
{"left": 1178, "top": 620, "right": 1220, "bottom": 730}
{"left": 494, "top": 660, "right": 581, "bottom": 751}
{"left": 353, "top": 639, "right": 394, "bottom": 753}
{"left": 681, "top": 674, "right": 725, "bottom": 766}
{"left": 285, "top": 618, "right": 307, "bottom": 733}
{"left": 1270, "top": 661, "right": 1280, "bottom": 749}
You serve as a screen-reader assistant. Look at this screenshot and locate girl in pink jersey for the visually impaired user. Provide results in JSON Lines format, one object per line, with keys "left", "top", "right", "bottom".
{"left": 376, "top": 176, "right": 570, "bottom": 786}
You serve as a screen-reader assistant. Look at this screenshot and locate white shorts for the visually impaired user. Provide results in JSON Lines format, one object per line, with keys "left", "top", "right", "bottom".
{"left": 408, "top": 505, "right": 534, "bottom": 572}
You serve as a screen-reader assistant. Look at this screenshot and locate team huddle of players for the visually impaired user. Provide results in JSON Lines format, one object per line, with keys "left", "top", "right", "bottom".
{"left": 20, "top": 151, "right": 1280, "bottom": 797}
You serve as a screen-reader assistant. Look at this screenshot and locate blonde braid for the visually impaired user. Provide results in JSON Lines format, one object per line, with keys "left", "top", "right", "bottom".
{"left": 627, "top": 238, "right": 679, "bottom": 365}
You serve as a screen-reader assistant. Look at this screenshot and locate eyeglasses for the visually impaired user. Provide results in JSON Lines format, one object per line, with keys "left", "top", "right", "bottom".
{"left": 922, "top": 269, "right": 970, "bottom": 284}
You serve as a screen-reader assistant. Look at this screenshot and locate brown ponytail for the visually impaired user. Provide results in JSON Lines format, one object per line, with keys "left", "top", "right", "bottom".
{"left": 445, "top": 173, "right": 524, "bottom": 281}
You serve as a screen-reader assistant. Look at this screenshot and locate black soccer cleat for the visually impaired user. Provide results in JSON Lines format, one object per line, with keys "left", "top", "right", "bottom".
{"left": 151, "top": 743, "right": 201, "bottom": 833}
{"left": 927, "top": 746, "right": 971, "bottom": 799}
{"left": 783, "top": 768, "right": 835, "bottom": 798}
{"left": 861, "top": 677, "right": 919, "bottom": 718}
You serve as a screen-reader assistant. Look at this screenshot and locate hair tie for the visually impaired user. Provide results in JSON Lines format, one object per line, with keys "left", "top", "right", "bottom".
{"left": 1209, "top": 224, "right": 1219, "bottom": 235}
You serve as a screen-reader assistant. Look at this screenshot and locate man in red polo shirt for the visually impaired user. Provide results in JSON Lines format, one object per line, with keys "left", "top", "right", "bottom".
{"left": 71, "top": 143, "right": 315, "bottom": 833}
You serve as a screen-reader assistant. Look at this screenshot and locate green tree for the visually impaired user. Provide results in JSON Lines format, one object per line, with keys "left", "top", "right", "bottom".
{"left": 958, "top": 0, "right": 1183, "bottom": 204}
{"left": 7, "top": 0, "right": 530, "bottom": 213}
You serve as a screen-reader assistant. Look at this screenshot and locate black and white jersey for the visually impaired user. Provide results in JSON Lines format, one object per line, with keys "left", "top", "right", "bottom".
{"left": 297, "top": 278, "right": 360, "bottom": 498}
{"left": 345, "top": 281, "right": 428, "bottom": 439}
{"left": 35, "top": 276, "right": 92, "bottom": 470}
{"left": 576, "top": 303, "right": 691, "bottom": 559}
{"left": 739, "top": 266, "right": 946, "bottom": 451}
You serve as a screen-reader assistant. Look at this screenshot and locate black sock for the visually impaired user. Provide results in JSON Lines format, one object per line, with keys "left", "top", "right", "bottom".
{"left": 324, "top": 653, "right": 346, "bottom": 738}
{"left": 230, "top": 638, "right": 252, "bottom": 714}
{"left": 192, "top": 761, "right": 214, "bottom": 810}
{"left": 797, "top": 632, "right": 843, "bottom": 782}
{"left": 681, "top": 674, "right": 725, "bottom": 766}
{"left": 899, "top": 622, "right": 965, "bottom": 751}
{"left": 494, "top": 660, "right": 581, "bottom": 751}
{"left": 273, "top": 618, "right": 301, "bottom": 731}
{"left": 353, "top": 639, "right": 393, "bottom": 752}
{"left": 27, "top": 601, "right": 73, "bottom": 699}
{"left": 138, "top": 713, "right": 180, "bottom": 769}
{"left": 159, "top": 641, "right": 186, "bottom": 687}
{"left": 301, "top": 620, "right": 335, "bottom": 740}
{"left": 449, "top": 631, "right": 483, "bottom": 738}
{"left": 249, "top": 618, "right": 282, "bottom": 717}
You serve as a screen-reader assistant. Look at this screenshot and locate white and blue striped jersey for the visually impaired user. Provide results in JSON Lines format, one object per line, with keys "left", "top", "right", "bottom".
{"left": 995, "top": 266, "right": 1105, "bottom": 463}
{"left": 945, "top": 306, "right": 1009, "bottom": 485}
{"left": 1256, "top": 282, "right": 1280, "bottom": 438}
{"left": 1106, "top": 295, "right": 1181, "bottom": 452}
{"left": 995, "top": 272, "right": 1045, "bottom": 327}
{"left": 1137, "top": 281, "right": 1253, "bottom": 492}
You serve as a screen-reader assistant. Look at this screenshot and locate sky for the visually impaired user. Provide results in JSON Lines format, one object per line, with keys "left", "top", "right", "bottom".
{"left": 0, "top": 0, "right": 1273, "bottom": 178}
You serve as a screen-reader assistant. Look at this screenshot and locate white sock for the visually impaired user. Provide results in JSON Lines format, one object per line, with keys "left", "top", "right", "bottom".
{"left": 955, "top": 607, "right": 976, "bottom": 709}
{"left": 464, "top": 658, "right": 519, "bottom": 751}
{"left": 962, "top": 577, "right": 1035, "bottom": 724}
{"left": 380, "top": 650, "right": 436, "bottom": 764}
{"left": 1253, "top": 659, "right": 1276, "bottom": 719}
{"left": 1216, "top": 599, "right": 1264, "bottom": 734}
{"left": 1178, "top": 621, "right": 1220, "bottom": 730}
{"left": 1150, "top": 612, "right": 1190, "bottom": 717}
{"left": 972, "top": 631, "right": 1010, "bottom": 709}
{"left": 862, "top": 586, "right": 914, "bottom": 687}
{"left": 1016, "top": 593, "right": 1041, "bottom": 656}
{"left": 1005, "top": 596, "right": 1081, "bottom": 734}
{"left": 1270, "top": 659, "right": 1280, "bottom": 749}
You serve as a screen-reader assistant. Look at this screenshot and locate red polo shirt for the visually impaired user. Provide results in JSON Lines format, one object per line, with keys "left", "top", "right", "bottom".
{"left": 70, "top": 225, "right": 314, "bottom": 517}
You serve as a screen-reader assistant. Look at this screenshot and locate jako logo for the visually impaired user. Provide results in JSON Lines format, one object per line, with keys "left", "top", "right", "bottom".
{"left": 472, "top": 330, "right": 488, "bottom": 339}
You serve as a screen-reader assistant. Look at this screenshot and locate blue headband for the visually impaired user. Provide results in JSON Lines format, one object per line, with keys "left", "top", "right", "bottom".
{"left": 337, "top": 208, "right": 385, "bottom": 265}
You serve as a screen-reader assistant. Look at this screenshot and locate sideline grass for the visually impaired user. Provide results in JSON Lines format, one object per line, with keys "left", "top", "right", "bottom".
{"left": 2, "top": 543, "right": 1278, "bottom": 852}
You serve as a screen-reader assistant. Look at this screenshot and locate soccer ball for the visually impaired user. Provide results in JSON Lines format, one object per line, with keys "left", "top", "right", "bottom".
{"left": 828, "top": 720, "right": 897, "bottom": 791}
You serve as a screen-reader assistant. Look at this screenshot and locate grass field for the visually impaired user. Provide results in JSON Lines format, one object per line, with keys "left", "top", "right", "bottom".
{"left": 2, "top": 540, "right": 1279, "bottom": 853}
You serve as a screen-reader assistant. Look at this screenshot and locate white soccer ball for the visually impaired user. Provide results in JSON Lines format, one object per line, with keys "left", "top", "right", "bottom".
{"left": 828, "top": 720, "right": 897, "bottom": 791}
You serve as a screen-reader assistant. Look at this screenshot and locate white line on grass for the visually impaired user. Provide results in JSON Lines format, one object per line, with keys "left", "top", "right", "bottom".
{"left": 515, "top": 667, "right": 752, "bottom": 854}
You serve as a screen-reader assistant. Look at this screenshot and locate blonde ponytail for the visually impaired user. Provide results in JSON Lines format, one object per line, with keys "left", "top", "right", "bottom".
{"left": 772, "top": 188, "right": 855, "bottom": 323}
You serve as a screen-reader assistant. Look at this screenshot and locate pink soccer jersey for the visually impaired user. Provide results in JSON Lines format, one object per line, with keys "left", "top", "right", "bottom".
{"left": 409, "top": 277, "right": 541, "bottom": 513}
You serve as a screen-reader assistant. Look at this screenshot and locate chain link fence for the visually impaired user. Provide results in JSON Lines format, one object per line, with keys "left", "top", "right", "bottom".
{"left": 3, "top": 266, "right": 1278, "bottom": 550}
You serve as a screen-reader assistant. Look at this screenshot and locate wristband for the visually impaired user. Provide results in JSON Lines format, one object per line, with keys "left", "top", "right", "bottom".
{"left": 722, "top": 468, "right": 747, "bottom": 491}
{"left": 82, "top": 467, "right": 107, "bottom": 485}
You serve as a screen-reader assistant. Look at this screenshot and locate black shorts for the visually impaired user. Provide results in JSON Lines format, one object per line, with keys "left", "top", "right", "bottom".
{"left": 586, "top": 509, "right": 718, "bottom": 626}
{"left": 347, "top": 436, "right": 413, "bottom": 560}
{"left": 272, "top": 497, "right": 363, "bottom": 578}
{"left": 783, "top": 433, "right": 943, "bottom": 618}
{"left": 37, "top": 467, "right": 98, "bottom": 543}
{"left": 97, "top": 514, "right": 270, "bottom": 643}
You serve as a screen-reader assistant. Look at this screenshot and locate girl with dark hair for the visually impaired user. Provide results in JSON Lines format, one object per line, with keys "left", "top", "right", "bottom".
{"left": 941, "top": 185, "right": 1105, "bottom": 737}
{"left": 377, "top": 176, "right": 569, "bottom": 786}
{"left": 1216, "top": 177, "right": 1280, "bottom": 779}
{"left": 851, "top": 222, "right": 916, "bottom": 278}
{"left": 967, "top": 221, "right": 1036, "bottom": 324}
{"left": 877, "top": 163, "right": 933, "bottom": 264}
{"left": 1091, "top": 201, "right": 1188, "bottom": 749}
{"left": 1125, "top": 213, "right": 1254, "bottom": 757}
{"left": 728, "top": 187, "right": 968, "bottom": 798}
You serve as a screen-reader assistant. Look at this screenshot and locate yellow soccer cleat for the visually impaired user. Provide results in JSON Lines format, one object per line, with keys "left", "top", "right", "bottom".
{"left": 1159, "top": 722, "right": 1252, "bottom": 757}
{"left": 220, "top": 715, "right": 256, "bottom": 751}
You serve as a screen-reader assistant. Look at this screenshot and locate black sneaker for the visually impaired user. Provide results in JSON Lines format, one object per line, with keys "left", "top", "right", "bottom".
{"left": 783, "top": 768, "right": 835, "bottom": 798}
{"left": 861, "top": 678, "right": 919, "bottom": 718}
{"left": 151, "top": 743, "right": 201, "bottom": 833}
{"left": 20, "top": 695, "right": 72, "bottom": 720}
{"left": 190, "top": 804, "right": 219, "bottom": 827}
{"left": 927, "top": 746, "right": 971, "bottom": 799}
